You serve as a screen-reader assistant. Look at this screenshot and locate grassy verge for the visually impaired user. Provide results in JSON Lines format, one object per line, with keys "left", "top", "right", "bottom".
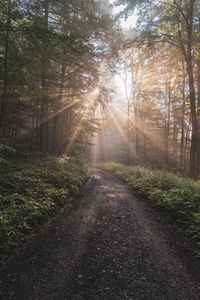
{"left": 0, "top": 145, "right": 89, "bottom": 257}
{"left": 99, "top": 162, "right": 200, "bottom": 254}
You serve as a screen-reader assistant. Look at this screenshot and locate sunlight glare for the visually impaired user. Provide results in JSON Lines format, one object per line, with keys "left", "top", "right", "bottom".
{"left": 109, "top": 106, "right": 166, "bottom": 157}
{"left": 34, "top": 101, "right": 78, "bottom": 129}
{"left": 64, "top": 116, "right": 84, "bottom": 155}
{"left": 109, "top": 0, "right": 138, "bottom": 29}
{"left": 109, "top": 109, "right": 127, "bottom": 142}
{"left": 93, "top": 88, "right": 99, "bottom": 95}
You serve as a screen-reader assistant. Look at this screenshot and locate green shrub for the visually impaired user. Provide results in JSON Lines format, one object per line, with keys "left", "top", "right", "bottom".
{"left": 0, "top": 150, "right": 88, "bottom": 256}
{"left": 100, "top": 162, "right": 200, "bottom": 255}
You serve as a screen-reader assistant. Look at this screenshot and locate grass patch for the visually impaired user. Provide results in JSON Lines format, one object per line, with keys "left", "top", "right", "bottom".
{"left": 0, "top": 145, "right": 89, "bottom": 257}
{"left": 99, "top": 162, "right": 200, "bottom": 254}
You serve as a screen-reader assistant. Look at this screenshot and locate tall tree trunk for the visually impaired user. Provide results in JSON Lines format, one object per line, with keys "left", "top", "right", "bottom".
{"left": 180, "top": 61, "right": 186, "bottom": 170}
{"left": 143, "top": 118, "right": 146, "bottom": 164}
{"left": 40, "top": 0, "right": 49, "bottom": 152}
{"left": 30, "top": 116, "right": 36, "bottom": 151}
{"left": 187, "top": 55, "right": 197, "bottom": 178}
{"left": 164, "top": 83, "right": 171, "bottom": 167}
{"left": 127, "top": 95, "right": 130, "bottom": 164}
{"left": 177, "top": 0, "right": 197, "bottom": 178}
{"left": 173, "top": 124, "right": 179, "bottom": 167}
{"left": 52, "top": 62, "right": 66, "bottom": 153}
{"left": 135, "top": 106, "right": 139, "bottom": 159}
{"left": 172, "top": 124, "right": 176, "bottom": 166}
{"left": 196, "top": 59, "right": 200, "bottom": 177}
{"left": 1, "top": 0, "right": 11, "bottom": 137}
{"left": 184, "top": 122, "right": 191, "bottom": 173}
{"left": 40, "top": 70, "right": 49, "bottom": 152}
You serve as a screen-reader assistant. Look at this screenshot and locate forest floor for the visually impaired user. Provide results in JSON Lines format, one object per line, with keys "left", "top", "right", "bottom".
{"left": 0, "top": 168, "right": 200, "bottom": 299}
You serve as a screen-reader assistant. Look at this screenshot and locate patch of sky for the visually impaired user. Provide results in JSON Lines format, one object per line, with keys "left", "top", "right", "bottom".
{"left": 109, "top": 0, "right": 138, "bottom": 29}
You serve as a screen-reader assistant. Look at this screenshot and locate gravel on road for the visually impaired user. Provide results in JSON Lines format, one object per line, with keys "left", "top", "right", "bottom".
{"left": 0, "top": 168, "right": 200, "bottom": 299}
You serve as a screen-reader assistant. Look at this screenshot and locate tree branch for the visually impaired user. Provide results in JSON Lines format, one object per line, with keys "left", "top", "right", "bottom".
{"left": 173, "top": 0, "right": 188, "bottom": 24}
{"left": 178, "top": 30, "right": 188, "bottom": 63}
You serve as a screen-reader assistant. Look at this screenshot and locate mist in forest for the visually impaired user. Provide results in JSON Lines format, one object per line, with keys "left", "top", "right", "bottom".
{"left": 1, "top": 0, "right": 200, "bottom": 178}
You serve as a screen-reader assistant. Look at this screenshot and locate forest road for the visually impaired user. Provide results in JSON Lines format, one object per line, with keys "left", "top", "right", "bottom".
{"left": 0, "top": 168, "right": 200, "bottom": 300}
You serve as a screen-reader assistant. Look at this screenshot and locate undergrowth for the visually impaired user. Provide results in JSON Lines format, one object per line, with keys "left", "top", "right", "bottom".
{"left": 99, "top": 162, "right": 200, "bottom": 255}
{"left": 0, "top": 145, "right": 89, "bottom": 257}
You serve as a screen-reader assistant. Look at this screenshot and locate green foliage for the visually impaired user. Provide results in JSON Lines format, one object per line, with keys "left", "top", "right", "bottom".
{"left": 0, "top": 0, "right": 116, "bottom": 152}
{"left": 0, "top": 150, "right": 89, "bottom": 256}
{"left": 100, "top": 162, "right": 200, "bottom": 254}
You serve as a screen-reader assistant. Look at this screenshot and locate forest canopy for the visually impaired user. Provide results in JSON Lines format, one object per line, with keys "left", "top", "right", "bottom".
{"left": 1, "top": 0, "right": 200, "bottom": 179}
{"left": 0, "top": 0, "right": 117, "bottom": 155}
{"left": 94, "top": 0, "right": 200, "bottom": 179}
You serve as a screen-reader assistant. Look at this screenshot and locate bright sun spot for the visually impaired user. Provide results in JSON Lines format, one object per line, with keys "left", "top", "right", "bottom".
{"left": 114, "top": 74, "right": 132, "bottom": 100}
{"left": 93, "top": 88, "right": 99, "bottom": 95}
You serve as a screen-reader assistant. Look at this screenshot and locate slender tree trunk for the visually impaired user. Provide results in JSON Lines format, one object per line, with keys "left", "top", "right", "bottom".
{"left": 165, "top": 84, "right": 171, "bottom": 167}
{"left": 13, "top": 122, "right": 18, "bottom": 148}
{"left": 135, "top": 106, "right": 139, "bottom": 159}
{"left": 186, "top": 1, "right": 197, "bottom": 178}
{"left": 187, "top": 52, "right": 197, "bottom": 177}
{"left": 173, "top": 124, "right": 179, "bottom": 167}
{"left": 196, "top": 59, "right": 200, "bottom": 177}
{"left": 127, "top": 95, "right": 130, "bottom": 164}
{"left": 176, "top": 0, "right": 197, "bottom": 177}
{"left": 40, "top": 70, "right": 49, "bottom": 152}
{"left": 172, "top": 124, "right": 176, "bottom": 166}
{"left": 52, "top": 62, "right": 66, "bottom": 153}
{"left": 143, "top": 119, "right": 146, "bottom": 164}
{"left": 184, "top": 120, "right": 192, "bottom": 170}
{"left": 40, "top": 0, "right": 49, "bottom": 152}
{"left": 30, "top": 116, "right": 36, "bottom": 151}
{"left": 184, "top": 122, "right": 191, "bottom": 173}
{"left": 1, "top": 0, "right": 11, "bottom": 137}
{"left": 180, "top": 61, "right": 186, "bottom": 170}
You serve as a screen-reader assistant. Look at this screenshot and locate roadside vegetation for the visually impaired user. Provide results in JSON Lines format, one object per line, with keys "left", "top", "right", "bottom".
{"left": 100, "top": 162, "right": 200, "bottom": 255}
{"left": 0, "top": 145, "right": 89, "bottom": 257}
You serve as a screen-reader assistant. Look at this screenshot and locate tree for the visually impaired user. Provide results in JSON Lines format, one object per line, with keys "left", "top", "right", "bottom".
{"left": 114, "top": 0, "right": 200, "bottom": 177}
{"left": 0, "top": 0, "right": 117, "bottom": 154}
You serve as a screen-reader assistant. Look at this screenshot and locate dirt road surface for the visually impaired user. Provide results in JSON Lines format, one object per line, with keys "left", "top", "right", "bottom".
{"left": 0, "top": 168, "right": 200, "bottom": 299}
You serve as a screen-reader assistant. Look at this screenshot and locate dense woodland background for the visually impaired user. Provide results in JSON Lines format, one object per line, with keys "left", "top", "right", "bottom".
{"left": 1, "top": 0, "right": 200, "bottom": 179}
{"left": 2, "top": 0, "right": 200, "bottom": 258}
{"left": 0, "top": 0, "right": 117, "bottom": 155}
{"left": 93, "top": 0, "right": 200, "bottom": 179}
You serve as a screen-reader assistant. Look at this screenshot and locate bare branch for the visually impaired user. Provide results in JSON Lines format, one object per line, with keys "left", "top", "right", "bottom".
{"left": 153, "top": 39, "right": 181, "bottom": 49}
{"left": 173, "top": 0, "right": 188, "bottom": 24}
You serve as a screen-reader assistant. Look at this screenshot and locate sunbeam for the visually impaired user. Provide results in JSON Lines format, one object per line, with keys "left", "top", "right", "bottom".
{"left": 34, "top": 101, "right": 79, "bottom": 129}
{"left": 64, "top": 116, "right": 84, "bottom": 155}
{"left": 109, "top": 109, "right": 127, "bottom": 143}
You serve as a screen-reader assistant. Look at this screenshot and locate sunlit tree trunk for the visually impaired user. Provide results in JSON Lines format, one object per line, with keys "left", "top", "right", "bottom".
{"left": 127, "top": 95, "right": 130, "bottom": 164}
{"left": 142, "top": 117, "right": 146, "bottom": 164}
{"left": 187, "top": 56, "right": 197, "bottom": 178}
{"left": 135, "top": 105, "right": 139, "bottom": 159}
{"left": 180, "top": 61, "right": 186, "bottom": 170}
{"left": 164, "top": 82, "right": 171, "bottom": 167}
{"left": 172, "top": 123, "right": 179, "bottom": 167}
{"left": 176, "top": 0, "right": 197, "bottom": 178}
{"left": 51, "top": 62, "right": 66, "bottom": 153}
